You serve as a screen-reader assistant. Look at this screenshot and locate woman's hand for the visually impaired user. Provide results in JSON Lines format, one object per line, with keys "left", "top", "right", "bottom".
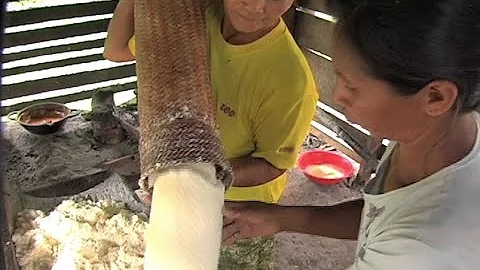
{"left": 222, "top": 201, "right": 284, "bottom": 245}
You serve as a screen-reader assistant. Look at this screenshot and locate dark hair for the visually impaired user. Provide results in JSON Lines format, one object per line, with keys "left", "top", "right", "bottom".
{"left": 328, "top": 0, "right": 480, "bottom": 113}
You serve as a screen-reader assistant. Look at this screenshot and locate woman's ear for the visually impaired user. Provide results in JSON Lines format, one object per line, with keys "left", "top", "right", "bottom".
{"left": 420, "top": 80, "right": 459, "bottom": 116}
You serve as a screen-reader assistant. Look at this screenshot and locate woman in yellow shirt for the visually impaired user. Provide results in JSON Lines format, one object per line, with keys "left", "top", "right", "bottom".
{"left": 104, "top": 0, "right": 318, "bottom": 269}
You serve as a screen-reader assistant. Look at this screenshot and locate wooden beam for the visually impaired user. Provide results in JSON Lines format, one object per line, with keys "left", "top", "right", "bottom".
{"left": 1, "top": 82, "right": 137, "bottom": 115}
{"left": 350, "top": 136, "right": 383, "bottom": 187}
{"left": 302, "top": 49, "right": 340, "bottom": 111}
{"left": 4, "top": 54, "right": 106, "bottom": 76}
{"left": 296, "top": 12, "right": 334, "bottom": 57}
{"left": 315, "top": 110, "right": 369, "bottom": 154}
{"left": 3, "top": 39, "right": 105, "bottom": 62}
{"left": 309, "top": 121, "right": 362, "bottom": 163}
{"left": 317, "top": 102, "right": 388, "bottom": 156}
{"left": 5, "top": 1, "right": 117, "bottom": 28}
{"left": 298, "top": 0, "right": 330, "bottom": 14}
{"left": 3, "top": 64, "right": 135, "bottom": 99}
{"left": 4, "top": 19, "right": 109, "bottom": 48}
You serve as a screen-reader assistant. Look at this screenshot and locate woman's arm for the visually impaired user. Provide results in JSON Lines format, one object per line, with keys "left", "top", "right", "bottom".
{"left": 223, "top": 199, "right": 364, "bottom": 244}
{"left": 277, "top": 199, "right": 364, "bottom": 239}
{"left": 103, "top": 0, "right": 136, "bottom": 62}
{"left": 229, "top": 156, "right": 285, "bottom": 187}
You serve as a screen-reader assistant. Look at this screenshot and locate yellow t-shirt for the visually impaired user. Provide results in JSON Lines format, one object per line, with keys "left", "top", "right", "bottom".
{"left": 127, "top": 7, "right": 318, "bottom": 203}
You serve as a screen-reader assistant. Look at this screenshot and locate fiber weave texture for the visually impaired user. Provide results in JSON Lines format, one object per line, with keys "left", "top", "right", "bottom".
{"left": 133, "top": 0, "right": 234, "bottom": 193}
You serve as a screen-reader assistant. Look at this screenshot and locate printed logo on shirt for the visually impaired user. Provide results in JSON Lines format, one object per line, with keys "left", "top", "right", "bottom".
{"left": 220, "top": 104, "right": 236, "bottom": 117}
{"left": 362, "top": 203, "right": 385, "bottom": 235}
{"left": 279, "top": 146, "right": 295, "bottom": 154}
{"left": 357, "top": 204, "right": 385, "bottom": 261}
{"left": 358, "top": 244, "right": 366, "bottom": 261}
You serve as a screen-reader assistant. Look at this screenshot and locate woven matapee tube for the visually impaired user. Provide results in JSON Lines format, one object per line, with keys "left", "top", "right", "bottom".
{"left": 134, "top": 0, "right": 233, "bottom": 194}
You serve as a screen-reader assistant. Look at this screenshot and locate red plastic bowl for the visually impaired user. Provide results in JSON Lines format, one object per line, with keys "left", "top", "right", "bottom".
{"left": 298, "top": 150, "right": 355, "bottom": 185}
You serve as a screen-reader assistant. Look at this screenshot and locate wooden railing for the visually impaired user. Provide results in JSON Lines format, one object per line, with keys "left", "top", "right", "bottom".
{"left": 2, "top": 0, "right": 136, "bottom": 115}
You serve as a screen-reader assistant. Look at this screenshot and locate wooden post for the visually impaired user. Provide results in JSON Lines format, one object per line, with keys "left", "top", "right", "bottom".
{"left": 88, "top": 88, "right": 126, "bottom": 145}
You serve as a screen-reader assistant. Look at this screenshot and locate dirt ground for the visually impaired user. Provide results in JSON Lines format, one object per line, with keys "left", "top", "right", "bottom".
{"left": 2, "top": 111, "right": 361, "bottom": 270}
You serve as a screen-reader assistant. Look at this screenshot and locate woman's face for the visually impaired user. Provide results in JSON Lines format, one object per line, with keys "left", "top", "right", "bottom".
{"left": 223, "top": 0, "right": 294, "bottom": 33}
{"left": 332, "top": 35, "right": 430, "bottom": 142}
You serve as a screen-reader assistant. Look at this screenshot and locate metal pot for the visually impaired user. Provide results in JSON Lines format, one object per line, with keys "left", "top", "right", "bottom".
{"left": 7, "top": 102, "right": 82, "bottom": 135}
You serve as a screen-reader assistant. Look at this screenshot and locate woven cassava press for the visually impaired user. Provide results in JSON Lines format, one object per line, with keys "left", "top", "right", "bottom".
{"left": 133, "top": 0, "right": 233, "bottom": 194}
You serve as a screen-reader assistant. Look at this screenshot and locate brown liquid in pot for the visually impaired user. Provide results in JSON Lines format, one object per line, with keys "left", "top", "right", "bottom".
{"left": 21, "top": 109, "right": 66, "bottom": 126}
{"left": 24, "top": 116, "right": 64, "bottom": 126}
